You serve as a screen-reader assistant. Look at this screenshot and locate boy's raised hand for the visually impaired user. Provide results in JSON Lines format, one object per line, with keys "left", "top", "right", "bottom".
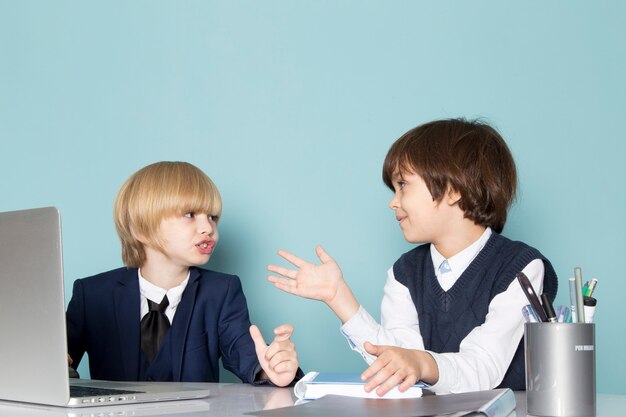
{"left": 267, "top": 246, "right": 342, "bottom": 302}
{"left": 250, "top": 324, "right": 298, "bottom": 387}
{"left": 267, "top": 246, "right": 359, "bottom": 322}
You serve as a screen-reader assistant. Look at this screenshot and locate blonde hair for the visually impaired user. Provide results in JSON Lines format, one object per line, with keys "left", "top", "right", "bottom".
{"left": 114, "top": 161, "right": 222, "bottom": 267}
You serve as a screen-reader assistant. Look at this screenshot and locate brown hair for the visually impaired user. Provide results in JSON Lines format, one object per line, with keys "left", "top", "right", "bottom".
{"left": 382, "top": 118, "right": 517, "bottom": 233}
{"left": 114, "top": 161, "right": 222, "bottom": 267}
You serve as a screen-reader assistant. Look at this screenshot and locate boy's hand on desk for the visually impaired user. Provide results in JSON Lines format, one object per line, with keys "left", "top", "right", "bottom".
{"left": 267, "top": 246, "right": 359, "bottom": 322}
{"left": 250, "top": 324, "right": 298, "bottom": 387}
{"left": 361, "top": 342, "right": 438, "bottom": 396}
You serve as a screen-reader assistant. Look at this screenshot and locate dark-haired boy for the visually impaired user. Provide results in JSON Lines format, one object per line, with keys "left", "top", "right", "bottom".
{"left": 267, "top": 118, "right": 557, "bottom": 395}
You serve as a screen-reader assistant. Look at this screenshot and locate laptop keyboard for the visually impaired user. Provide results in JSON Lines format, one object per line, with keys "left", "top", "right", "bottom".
{"left": 70, "top": 385, "right": 144, "bottom": 398}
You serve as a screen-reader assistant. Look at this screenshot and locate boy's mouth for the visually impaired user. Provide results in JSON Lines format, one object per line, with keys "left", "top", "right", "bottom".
{"left": 196, "top": 240, "right": 215, "bottom": 254}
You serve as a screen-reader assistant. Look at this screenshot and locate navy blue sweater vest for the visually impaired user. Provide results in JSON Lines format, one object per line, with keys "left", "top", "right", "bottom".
{"left": 393, "top": 232, "right": 558, "bottom": 390}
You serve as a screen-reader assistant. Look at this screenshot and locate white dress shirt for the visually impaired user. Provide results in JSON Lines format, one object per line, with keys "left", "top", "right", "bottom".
{"left": 340, "top": 228, "right": 544, "bottom": 394}
{"left": 138, "top": 269, "right": 190, "bottom": 325}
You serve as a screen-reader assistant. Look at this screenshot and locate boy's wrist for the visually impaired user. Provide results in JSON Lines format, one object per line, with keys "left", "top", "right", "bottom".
{"left": 327, "top": 281, "right": 359, "bottom": 323}
{"left": 416, "top": 350, "right": 439, "bottom": 385}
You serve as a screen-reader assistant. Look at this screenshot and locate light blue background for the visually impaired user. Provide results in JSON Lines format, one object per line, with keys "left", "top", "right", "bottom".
{"left": 2, "top": 1, "right": 624, "bottom": 394}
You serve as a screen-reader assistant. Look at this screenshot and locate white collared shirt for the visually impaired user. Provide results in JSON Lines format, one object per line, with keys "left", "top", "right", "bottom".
{"left": 340, "top": 228, "right": 544, "bottom": 394}
{"left": 430, "top": 228, "right": 494, "bottom": 292}
{"left": 138, "top": 269, "right": 190, "bottom": 324}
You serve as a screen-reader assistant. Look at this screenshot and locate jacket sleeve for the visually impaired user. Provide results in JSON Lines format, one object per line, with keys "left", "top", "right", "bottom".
{"left": 66, "top": 278, "right": 87, "bottom": 368}
{"left": 216, "top": 275, "right": 263, "bottom": 384}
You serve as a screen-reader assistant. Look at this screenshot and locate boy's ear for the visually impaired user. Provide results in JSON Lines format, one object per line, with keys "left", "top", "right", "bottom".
{"left": 446, "top": 187, "right": 462, "bottom": 206}
{"left": 130, "top": 226, "right": 149, "bottom": 245}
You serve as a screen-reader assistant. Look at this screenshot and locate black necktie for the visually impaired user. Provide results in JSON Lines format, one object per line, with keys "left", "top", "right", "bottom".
{"left": 140, "top": 295, "right": 171, "bottom": 363}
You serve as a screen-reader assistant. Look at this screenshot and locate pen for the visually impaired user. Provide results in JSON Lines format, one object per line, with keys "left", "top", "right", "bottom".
{"left": 574, "top": 267, "right": 586, "bottom": 323}
{"left": 555, "top": 305, "right": 570, "bottom": 323}
{"left": 585, "top": 278, "right": 598, "bottom": 297}
{"left": 516, "top": 272, "right": 547, "bottom": 322}
{"left": 522, "top": 304, "right": 541, "bottom": 323}
{"left": 568, "top": 277, "right": 578, "bottom": 323}
{"left": 541, "top": 293, "right": 557, "bottom": 323}
{"left": 583, "top": 296, "right": 597, "bottom": 323}
{"left": 555, "top": 305, "right": 564, "bottom": 322}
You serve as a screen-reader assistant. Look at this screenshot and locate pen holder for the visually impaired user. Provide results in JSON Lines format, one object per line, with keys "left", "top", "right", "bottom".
{"left": 525, "top": 323, "right": 595, "bottom": 417}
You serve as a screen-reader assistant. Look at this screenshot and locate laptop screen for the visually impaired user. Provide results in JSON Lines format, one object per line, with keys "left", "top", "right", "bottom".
{"left": 0, "top": 207, "right": 211, "bottom": 408}
{"left": 0, "top": 207, "right": 72, "bottom": 406}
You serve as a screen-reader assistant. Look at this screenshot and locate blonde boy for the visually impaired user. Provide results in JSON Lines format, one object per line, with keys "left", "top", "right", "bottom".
{"left": 67, "top": 161, "right": 299, "bottom": 386}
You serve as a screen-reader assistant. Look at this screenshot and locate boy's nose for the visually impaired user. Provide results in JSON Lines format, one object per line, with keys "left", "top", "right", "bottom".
{"left": 389, "top": 193, "right": 399, "bottom": 210}
{"left": 198, "top": 215, "right": 214, "bottom": 234}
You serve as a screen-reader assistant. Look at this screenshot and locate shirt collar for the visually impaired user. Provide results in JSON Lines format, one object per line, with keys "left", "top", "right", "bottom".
{"left": 430, "top": 227, "right": 492, "bottom": 275}
{"left": 138, "top": 268, "right": 190, "bottom": 309}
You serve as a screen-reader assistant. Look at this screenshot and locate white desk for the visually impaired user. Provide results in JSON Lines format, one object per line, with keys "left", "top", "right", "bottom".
{"left": 0, "top": 384, "right": 624, "bottom": 416}
{"left": 512, "top": 391, "right": 626, "bottom": 417}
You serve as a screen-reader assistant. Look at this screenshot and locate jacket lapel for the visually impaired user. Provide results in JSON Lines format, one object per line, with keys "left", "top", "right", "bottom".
{"left": 114, "top": 268, "right": 141, "bottom": 381}
{"left": 170, "top": 267, "right": 200, "bottom": 381}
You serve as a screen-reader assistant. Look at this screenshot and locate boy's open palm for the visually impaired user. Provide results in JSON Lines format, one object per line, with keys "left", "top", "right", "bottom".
{"left": 250, "top": 324, "right": 298, "bottom": 387}
{"left": 267, "top": 246, "right": 344, "bottom": 303}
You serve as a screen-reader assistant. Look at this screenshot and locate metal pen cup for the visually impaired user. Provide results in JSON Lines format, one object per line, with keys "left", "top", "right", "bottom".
{"left": 525, "top": 323, "right": 596, "bottom": 417}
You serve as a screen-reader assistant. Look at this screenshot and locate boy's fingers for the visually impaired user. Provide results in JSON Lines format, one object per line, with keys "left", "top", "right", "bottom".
{"left": 272, "top": 359, "right": 298, "bottom": 374}
{"left": 376, "top": 373, "right": 403, "bottom": 396}
{"left": 268, "top": 350, "right": 297, "bottom": 370}
{"left": 269, "top": 279, "right": 300, "bottom": 296}
{"left": 267, "top": 275, "right": 295, "bottom": 287}
{"left": 365, "top": 363, "right": 396, "bottom": 393}
{"left": 364, "top": 341, "right": 382, "bottom": 356}
{"left": 361, "top": 358, "right": 386, "bottom": 382}
{"left": 249, "top": 325, "right": 268, "bottom": 357}
{"left": 264, "top": 324, "right": 294, "bottom": 359}
{"left": 398, "top": 376, "right": 418, "bottom": 392}
{"left": 277, "top": 250, "right": 308, "bottom": 268}
{"left": 315, "top": 245, "right": 333, "bottom": 263}
{"left": 273, "top": 324, "right": 294, "bottom": 341}
{"left": 267, "top": 264, "right": 297, "bottom": 279}
{"left": 361, "top": 344, "right": 392, "bottom": 382}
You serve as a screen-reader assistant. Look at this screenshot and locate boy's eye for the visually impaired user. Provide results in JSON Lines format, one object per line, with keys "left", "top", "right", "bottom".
{"left": 208, "top": 215, "right": 219, "bottom": 222}
{"left": 183, "top": 212, "right": 195, "bottom": 218}
{"left": 397, "top": 181, "right": 406, "bottom": 190}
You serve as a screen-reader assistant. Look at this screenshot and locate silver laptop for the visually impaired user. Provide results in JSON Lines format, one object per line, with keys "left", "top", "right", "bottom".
{"left": 0, "top": 207, "right": 211, "bottom": 407}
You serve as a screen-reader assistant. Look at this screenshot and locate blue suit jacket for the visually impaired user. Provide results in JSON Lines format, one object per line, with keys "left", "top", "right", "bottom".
{"left": 66, "top": 266, "right": 262, "bottom": 383}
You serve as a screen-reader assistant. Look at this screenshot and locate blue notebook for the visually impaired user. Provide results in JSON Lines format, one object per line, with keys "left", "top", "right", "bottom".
{"left": 294, "top": 371, "right": 430, "bottom": 400}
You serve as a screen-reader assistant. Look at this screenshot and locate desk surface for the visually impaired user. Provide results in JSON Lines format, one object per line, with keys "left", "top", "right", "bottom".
{"left": 0, "top": 384, "right": 624, "bottom": 417}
